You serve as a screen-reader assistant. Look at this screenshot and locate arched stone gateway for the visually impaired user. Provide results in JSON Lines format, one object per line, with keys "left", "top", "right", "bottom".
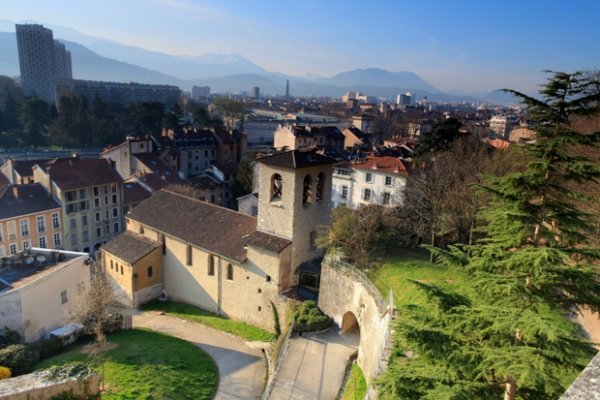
{"left": 318, "top": 254, "right": 394, "bottom": 383}
{"left": 341, "top": 311, "right": 359, "bottom": 334}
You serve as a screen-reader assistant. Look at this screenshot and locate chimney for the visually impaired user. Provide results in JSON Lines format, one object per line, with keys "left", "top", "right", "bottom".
{"left": 12, "top": 185, "right": 19, "bottom": 198}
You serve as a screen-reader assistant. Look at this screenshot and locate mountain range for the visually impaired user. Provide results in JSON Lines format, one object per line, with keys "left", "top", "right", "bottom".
{"left": 0, "top": 20, "right": 520, "bottom": 104}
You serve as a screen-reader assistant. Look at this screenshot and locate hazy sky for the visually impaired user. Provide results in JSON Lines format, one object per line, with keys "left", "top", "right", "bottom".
{"left": 4, "top": 0, "right": 599, "bottom": 93}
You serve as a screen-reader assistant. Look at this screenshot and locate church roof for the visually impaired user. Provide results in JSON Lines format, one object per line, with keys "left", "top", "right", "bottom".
{"left": 257, "top": 149, "right": 336, "bottom": 169}
{"left": 102, "top": 231, "right": 160, "bottom": 264}
{"left": 244, "top": 231, "right": 291, "bottom": 254}
{"left": 127, "top": 189, "right": 258, "bottom": 263}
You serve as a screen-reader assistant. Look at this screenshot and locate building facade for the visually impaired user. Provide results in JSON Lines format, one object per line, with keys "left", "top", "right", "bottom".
{"left": 0, "top": 184, "right": 62, "bottom": 257}
{"left": 56, "top": 80, "right": 181, "bottom": 106}
{"left": 16, "top": 24, "right": 72, "bottom": 103}
{"left": 33, "top": 157, "right": 124, "bottom": 252}
{"left": 101, "top": 149, "right": 335, "bottom": 330}
{"left": 331, "top": 156, "right": 409, "bottom": 209}
{"left": 0, "top": 248, "right": 89, "bottom": 342}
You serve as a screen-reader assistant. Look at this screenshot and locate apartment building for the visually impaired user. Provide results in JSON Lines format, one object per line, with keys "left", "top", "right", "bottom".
{"left": 331, "top": 156, "right": 409, "bottom": 209}
{"left": 0, "top": 184, "right": 62, "bottom": 257}
{"left": 33, "top": 157, "right": 124, "bottom": 252}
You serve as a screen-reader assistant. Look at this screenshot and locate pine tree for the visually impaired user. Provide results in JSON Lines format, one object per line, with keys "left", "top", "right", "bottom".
{"left": 380, "top": 71, "right": 600, "bottom": 399}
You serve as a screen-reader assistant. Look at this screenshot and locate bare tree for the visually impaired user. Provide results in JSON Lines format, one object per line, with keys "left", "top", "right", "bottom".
{"left": 71, "top": 265, "right": 117, "bottom": 343}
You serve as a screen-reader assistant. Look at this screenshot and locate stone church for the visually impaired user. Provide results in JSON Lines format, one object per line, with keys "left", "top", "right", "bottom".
{"left": 101, "top": 149, "right": 334, "bottom": 330}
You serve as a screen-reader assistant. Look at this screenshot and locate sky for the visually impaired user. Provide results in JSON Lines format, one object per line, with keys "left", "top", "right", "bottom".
{"left": 3, "top": 0, "right": 600, "bottom": 93}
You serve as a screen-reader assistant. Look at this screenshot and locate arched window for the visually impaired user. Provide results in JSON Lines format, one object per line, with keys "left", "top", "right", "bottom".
{"left": 227, "top": 263, "right": 234, "bottom": 281}
{"left": 208, "top": 255, "right": 215, "bottom": 276}
{"left": 147, "top": 266, "right": 153, "bottom": 278}
{"left": 303, "top": 175, "right": 312, "bottom": 206}
{"left": 271, "top": 174, "right": 283, "bottom": 202}
{"left": 309, "top": 230, "right": 317, "bottom": 250}
{"left": 316, "top": 172, "right": 325, "bottom": 202}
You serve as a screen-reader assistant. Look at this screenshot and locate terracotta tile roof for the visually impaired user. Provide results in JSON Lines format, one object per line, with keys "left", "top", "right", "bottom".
{"left": 0, "top": 184, "right": 60, "bottom": 220}
{"left": 257, "top": 149, "right": 336, "bottom": 169}
{"left": 352, "top": 156, "right": 409, "bottom": 176}
{"left": 127, "top": 190, "right": 257, "bottom": 263}
{"left": 489, "top": 138, "right": 511, "bottom": 150}
{"left": 102, "top": 231, "right": 160, "bottom": 264}
{"left": 244, "top": 231, "right": 291, "bottom": 254}
{"left": 46, "top": 158, "right": 122, "bottom": 190}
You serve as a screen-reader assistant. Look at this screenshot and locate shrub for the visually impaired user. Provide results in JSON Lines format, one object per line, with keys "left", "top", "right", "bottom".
{"left": 0, "top": 344, "right": 40, "bottom": 376}
{"left": 270, "top": 301, "right": 281, "bottom": 339}
{"left": 294, "top": 300, "right": 332, "bottom": 332}
{"left": 33, "top": 336, "right": 64, "bottom": 359}
{"left": 0, "top": 366, "right": 11, "bottom": 380}
{"left": 0, "top": 328, "right": 22, "bottom": 349}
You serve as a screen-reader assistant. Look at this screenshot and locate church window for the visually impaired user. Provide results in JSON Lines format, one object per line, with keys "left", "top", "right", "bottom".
{"left": 303, "top": 175, "right": 312, "bottom": 206}
{"left": 208, "top": 255, "right": 215, "bottom": 276}
{"left": 309, "top": 231, "right": 317, "bottom": 250}
{"left": 186, "top": 245, "right": 192, "bottom": 266}
{"left": 316, "top": 172, "right": 325, "bottom": 202}
{"left": 227, "top": 263, "right": 234, "bottom": 281}
{"left": 271, "top": 174, "right": 283, "bottom": 202}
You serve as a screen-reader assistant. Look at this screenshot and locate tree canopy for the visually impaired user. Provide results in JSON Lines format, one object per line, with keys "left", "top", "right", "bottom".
{"left": 380, "top": 71, "right": 600, "bottom": 400}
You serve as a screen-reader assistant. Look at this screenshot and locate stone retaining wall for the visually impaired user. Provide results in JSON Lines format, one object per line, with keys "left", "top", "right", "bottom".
{"left": 0, "top": 369, "right": 99, "bottom": 400}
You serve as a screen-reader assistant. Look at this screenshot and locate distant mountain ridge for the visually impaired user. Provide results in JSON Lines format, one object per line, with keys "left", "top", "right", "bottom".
{"left": 0, "top": 21, "right": 520, "bottom": 103}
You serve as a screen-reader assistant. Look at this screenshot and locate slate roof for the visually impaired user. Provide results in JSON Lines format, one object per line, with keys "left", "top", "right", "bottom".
{"left": 257, "top": 149, "right": 336, "bottom": 169}
{"left": 46, "top": 158, "right": 122, "bottom": 190}
{"left": 123, "top": 181, "right": 151, "bottom": 205}
{"left": 0, "top": 184, "right": 60, "bottom": 220}
{"left": 0, "top": 172, "right": 9, "bottom": 187}
{"left": 134, "top": 153, "right": 187, "bottom": 185}
{"left": 244, "top": 231, "right": 291, "bottom": 254}
{"left": 127, "top": 190, "right": 258, "bottom": 263}
{"left": 102, "top": 231, "right": 160, "bottom": 264}
{"left": 13, "top": 159, "right": 52, "bottom": 177}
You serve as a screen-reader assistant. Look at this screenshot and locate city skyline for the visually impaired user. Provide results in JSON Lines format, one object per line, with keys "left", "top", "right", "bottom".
{"left": 2, "top": 0, "right": 600, "bottom": 93}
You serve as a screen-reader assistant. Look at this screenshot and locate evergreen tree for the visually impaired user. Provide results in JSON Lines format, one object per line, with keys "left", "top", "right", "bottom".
{"left": 380, "top": 71, "right": 600, "bottom": 399}
{"left": 415, "top": 118, "right": 463, "bottom": 158}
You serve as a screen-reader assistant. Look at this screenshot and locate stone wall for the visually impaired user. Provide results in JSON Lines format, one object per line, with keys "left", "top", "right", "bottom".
{"left": 0, "top": 369, "right": 99, "bottom": 400}
{"left": 318, "top": 254, "right": 394, "bottom": 382}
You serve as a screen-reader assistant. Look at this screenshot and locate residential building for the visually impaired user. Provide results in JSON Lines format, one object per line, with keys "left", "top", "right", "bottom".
{"left": 0, "top": 184, "right": 62, "bottom": 257}
{"left": 489, "top": 115, "right": 519, "bottom": 139}
{"left": 274, "top": 125, "right": 345, "bottom": 152}
{"left": 32, "top": 157, "right": 124, "bottom": 252}
{"left": 341, "top": 127, "right": 374, "bottom": 151}
{"left": 55, "top": 79, "right": 181, "bottom": 106}
{"left": 0, "top": 248, "right": 89, "bottom": 342}
{"left": 101, "top": 148, "right": 335, "bottom": 330}
{"left": 0, "top": 158, "right": 53, "bottom": 184}
{"left": 331, "top": 156, "right": 409, "bottom": 209}
{"left": 16, "top": 24, "right": 72, "bottom": 103}
{"left": 191, "top": 85, "right": 211, "bottom": 99}
{"left": 352, "top": 115, "right": 375, "bottom": 134}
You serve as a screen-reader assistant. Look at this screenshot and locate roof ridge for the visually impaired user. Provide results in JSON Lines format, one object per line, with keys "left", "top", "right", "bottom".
{"left": 161, "top": 189, "right": 258, "bottom": 221}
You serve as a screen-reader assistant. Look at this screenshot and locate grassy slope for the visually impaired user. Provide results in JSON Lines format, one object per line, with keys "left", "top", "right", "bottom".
{"left": 36, "top": 329, "right": 218, "bottom": 400}
{"left": 341, "top": 363, "right": 368, "bottom": 400}
{"left": 141, "top": 300, "right": 274, "bottom": 342}
{"left": 368, "top": 250, "right": 592, "bottom": 392}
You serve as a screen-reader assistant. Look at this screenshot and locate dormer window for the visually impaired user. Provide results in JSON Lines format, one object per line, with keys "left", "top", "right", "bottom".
{"left": 271, "top": 174, "right": 283, "bottom": 202}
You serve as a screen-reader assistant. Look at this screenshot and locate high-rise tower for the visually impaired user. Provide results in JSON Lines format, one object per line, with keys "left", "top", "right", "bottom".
{"left": 285, "top": 79, "right": 290, "bottom": 100}
{"left": 16, "top": 24, "right": 72, "bottom": 103}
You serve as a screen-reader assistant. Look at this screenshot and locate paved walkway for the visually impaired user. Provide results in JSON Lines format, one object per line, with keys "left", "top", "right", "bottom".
{"left": 133, "top": 312, "right": 266, "bottom": 400}
{"left": 268, "top": 329, "right": 359, "bottom": 400}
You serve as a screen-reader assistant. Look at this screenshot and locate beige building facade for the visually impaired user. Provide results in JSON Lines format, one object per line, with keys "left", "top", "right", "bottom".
{"left": 0, "top": 248, "right": 89, "bottom": 342}
{"left": 0, "top": 184, "right": 62, "bottom": 258}
{"left": 101, "top": 149, "right": 334, "bottom": 331}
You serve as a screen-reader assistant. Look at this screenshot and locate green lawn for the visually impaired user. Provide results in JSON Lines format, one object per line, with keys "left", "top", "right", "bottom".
{"left": 368, "top": 250, "right": 469, "bottom": 309}
{"left": 36, "top": 329, "right": 218, "bottom": 400}
{"left": 341, "top": 363, "right": 367, "bottom": 400}
{"left": 141, "top": 300, "right": 275, "bottom": 342}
